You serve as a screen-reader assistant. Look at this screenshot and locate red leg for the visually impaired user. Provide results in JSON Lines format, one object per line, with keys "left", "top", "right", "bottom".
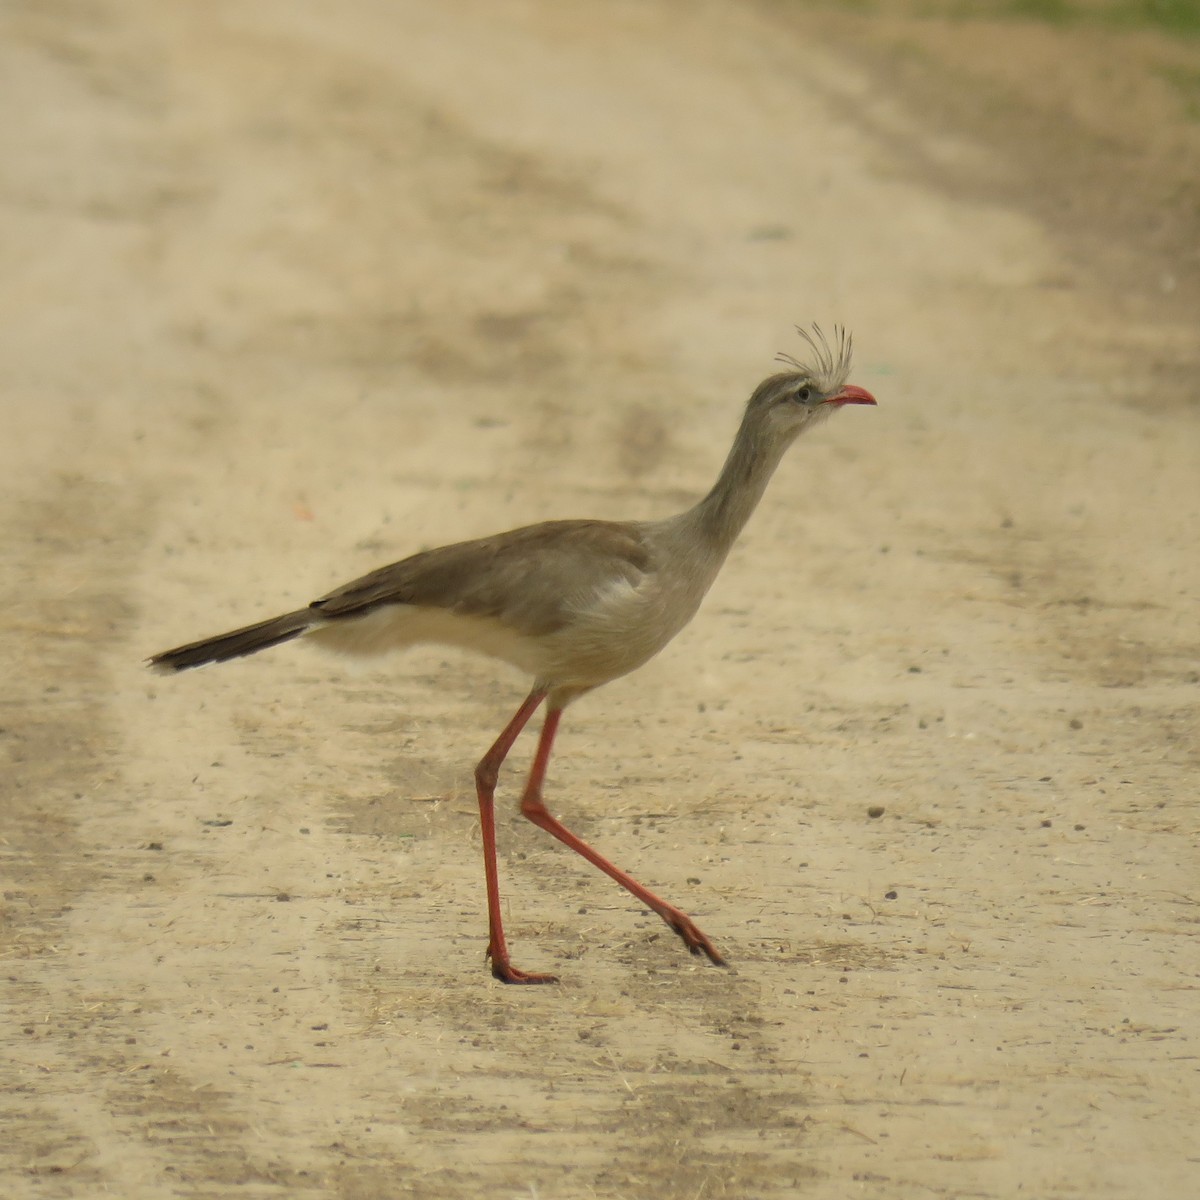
{"left": 521, "top": 707, "right": 727, "bottom": 967}
{"left": 474, "top": 690, "right": 557, "bottom": 984}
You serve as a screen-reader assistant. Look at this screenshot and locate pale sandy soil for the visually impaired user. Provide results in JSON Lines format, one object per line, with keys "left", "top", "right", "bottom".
{"left": 2, "top": 2, "right": 1198, "bottom": 1198}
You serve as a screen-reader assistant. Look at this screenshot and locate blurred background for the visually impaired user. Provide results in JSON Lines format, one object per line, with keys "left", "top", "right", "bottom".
{"left": 2, "top": 3, "right": 1197, "bottom": 1199}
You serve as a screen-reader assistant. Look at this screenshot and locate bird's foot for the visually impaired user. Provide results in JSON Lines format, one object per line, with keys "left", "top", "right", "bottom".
{"left": 664, "top": 911, "right": 728, "bottom": 968}
{"left": 490, "top": 960, "right": 559, "bottom": 985}
{"left": 486, "top": 945, "right": 559, "bottom": 985}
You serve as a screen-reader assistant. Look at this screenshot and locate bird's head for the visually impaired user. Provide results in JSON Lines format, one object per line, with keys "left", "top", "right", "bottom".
{"left": 748, "top": 325, "right": 876, "bottom": 438}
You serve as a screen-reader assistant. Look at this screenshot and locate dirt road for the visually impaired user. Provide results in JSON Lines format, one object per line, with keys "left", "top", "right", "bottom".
{"left": 3, "top": 2, "right": 1197, "bottom": 1197}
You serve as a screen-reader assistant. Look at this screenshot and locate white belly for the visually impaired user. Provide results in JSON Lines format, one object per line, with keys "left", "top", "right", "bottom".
{"left": 302, "top": 559, "right": 712, "bottom": 694}
{"left": 304, "top": 605, "right": 549, "bottom": 677}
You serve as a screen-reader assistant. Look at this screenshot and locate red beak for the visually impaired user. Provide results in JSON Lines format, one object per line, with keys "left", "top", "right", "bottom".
{"left": 825, "top": 384, "right": 877, "bottom": 407}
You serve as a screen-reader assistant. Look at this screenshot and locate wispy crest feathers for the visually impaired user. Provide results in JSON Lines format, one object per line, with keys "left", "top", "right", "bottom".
{"left": 775, "top": 324, "right": 853, "bottom": 393}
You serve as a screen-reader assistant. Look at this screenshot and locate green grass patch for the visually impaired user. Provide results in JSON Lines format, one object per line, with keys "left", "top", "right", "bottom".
{"left": 1157, "top": 61, "right": 1200, "bottom": 114}
{"left": 1108, "top": 1, "right": 1200, "bottom": 37}
{"left": 816, "top": 0, "right": 1200, "bottom": 37}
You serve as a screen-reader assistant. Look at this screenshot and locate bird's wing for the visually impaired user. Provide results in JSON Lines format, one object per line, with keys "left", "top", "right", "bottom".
{"left": 311, "top": 520, "right": 654, "bottom": 638}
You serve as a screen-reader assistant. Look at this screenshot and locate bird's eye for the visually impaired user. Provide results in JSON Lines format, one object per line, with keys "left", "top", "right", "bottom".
{"left": 794, "top": 385, "right": 812, "bottom": 404}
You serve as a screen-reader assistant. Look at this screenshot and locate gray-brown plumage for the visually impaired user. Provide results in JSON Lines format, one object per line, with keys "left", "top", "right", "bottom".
{"left": 150, "top": 325, "right": 877, "bottom": 983}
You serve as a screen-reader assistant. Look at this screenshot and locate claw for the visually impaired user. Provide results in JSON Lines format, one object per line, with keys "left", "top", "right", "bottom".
{"left": 490, "top": 961, "right": 559, "bottom": 985}
{"left": 665, "top": 913, "right": 727, "bottom": 967}
{"left": 487, "top": 944, "right": 559, "bottom": 985}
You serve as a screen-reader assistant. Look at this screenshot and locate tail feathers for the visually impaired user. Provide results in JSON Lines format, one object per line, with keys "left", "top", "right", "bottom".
{"left": 149, "top": 609, "right": 317, "bottom": 673}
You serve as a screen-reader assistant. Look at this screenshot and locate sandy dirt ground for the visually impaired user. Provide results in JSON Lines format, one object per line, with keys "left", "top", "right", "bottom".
{"left": 3, "top": 1, "right": 1198, "bottom": 1197}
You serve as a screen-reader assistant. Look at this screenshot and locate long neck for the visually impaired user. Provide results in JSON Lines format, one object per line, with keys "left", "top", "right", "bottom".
{"left": 682, "top": 405, "right": 794, "bottom": 558}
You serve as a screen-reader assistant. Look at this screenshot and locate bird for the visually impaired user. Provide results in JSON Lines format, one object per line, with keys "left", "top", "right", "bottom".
{"left": 149, "top": 325, "right": 877, "bottom": 983}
